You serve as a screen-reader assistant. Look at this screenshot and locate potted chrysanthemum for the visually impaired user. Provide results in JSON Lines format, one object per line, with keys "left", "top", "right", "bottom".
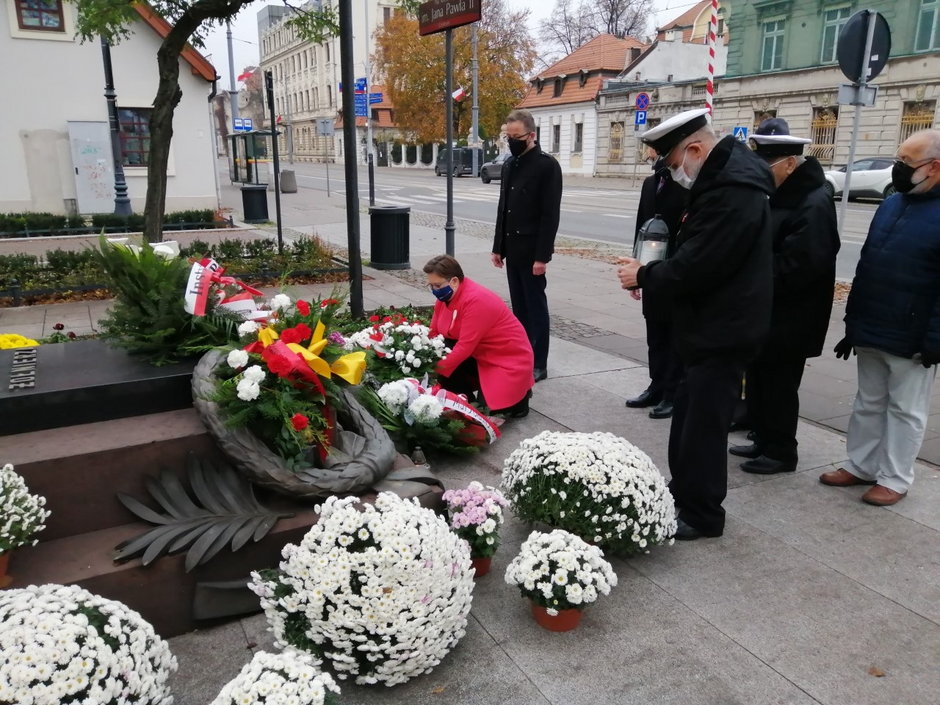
{"left": 210, "top": 650, "right": 340, "bottom": 705}
{"left": 0, "top": 583, "right": 177, "bottom": 703}
{"left": 442, "top": 481, "right": 509, "bottom": 577}
{"left": 0, "top": 462, "right": 50, "bottom": 586}
{"left": 502, "top": 431, "right": 677, "bottom": 554}
{"left": 249, "top": 492, "right": 475, "bottom": 686}
{"left": 504, "top": 529, "right": 618, "bottom": 632}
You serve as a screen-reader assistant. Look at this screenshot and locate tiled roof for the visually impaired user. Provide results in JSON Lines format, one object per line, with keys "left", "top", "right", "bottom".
{"left": 519, "top": 34, "right": 646, "bottom": 108}
{"left": 535, "top": 34, "right": 646, "bottom": 79}
{"left": 132, "top": 4, "right": 216, "bottom": 81}
{"left": 657, "top": 0, "right": 711, "bottom": 33}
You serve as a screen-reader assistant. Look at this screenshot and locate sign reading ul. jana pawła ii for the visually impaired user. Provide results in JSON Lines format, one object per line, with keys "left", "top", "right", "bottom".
{"left": 418, "top": 0, "right": 481, "bottom": 36}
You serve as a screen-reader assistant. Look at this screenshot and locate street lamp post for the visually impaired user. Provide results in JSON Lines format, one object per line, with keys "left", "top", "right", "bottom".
{"left": 100, "top": 37, "right": 132, "bottom": 217}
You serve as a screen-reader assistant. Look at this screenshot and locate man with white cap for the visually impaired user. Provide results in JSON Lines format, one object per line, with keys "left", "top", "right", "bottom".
{"left": 617, "top": 108, "right": 775, "bottom": 540}
{"left": 730, "top": 118, "right": 840, "bottom": 475}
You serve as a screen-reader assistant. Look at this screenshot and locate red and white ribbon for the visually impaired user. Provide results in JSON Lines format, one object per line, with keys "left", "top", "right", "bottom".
{"left": 403, "top": 377, "right": 501, "bottom": 444}
{"left": 183, "top": 258, "right": 267, "bottom": 319}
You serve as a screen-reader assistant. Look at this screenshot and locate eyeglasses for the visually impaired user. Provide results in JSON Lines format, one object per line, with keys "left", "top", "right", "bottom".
{"left": 426, "top": 279, "right": 453, "bottom": 291}
{"left": 506, "top": 132, "right": 531, "bottom": 140}
{"left": 893, "top": 157, "right": 935, "bottom": 169}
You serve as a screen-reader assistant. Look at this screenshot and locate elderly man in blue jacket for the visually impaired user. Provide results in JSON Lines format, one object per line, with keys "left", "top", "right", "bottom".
{"left": 821, "top": 129, "right": 940, "bottom": 505}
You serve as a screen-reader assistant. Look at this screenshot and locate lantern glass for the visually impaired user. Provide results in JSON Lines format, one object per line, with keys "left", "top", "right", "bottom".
{"left": 633, "top": 216, "right": 671, "bottom": 265}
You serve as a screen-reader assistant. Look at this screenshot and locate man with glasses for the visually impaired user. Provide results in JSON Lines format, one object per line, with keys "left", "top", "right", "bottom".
{"left": 616, "top": 108, "right": 775, "bottom": 540}
{"left": 492, "top": 109, "right": 563, "bottom": 383}
{"left": 731, "top": 118, "right": 841, "bottom": 475}
{"left": 821, "top": 129, "right": 940, "bottom": 506}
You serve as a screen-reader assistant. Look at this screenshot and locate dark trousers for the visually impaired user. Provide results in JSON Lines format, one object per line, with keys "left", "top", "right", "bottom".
{"left": 438, "top": 338, "right": 480, "bottom": 399}
{"left": 668, "top": 356, "right": 746, "bottom": 536}
{"left": 646, "top": 317, "right": 683, "bottom": 401}
{"left": 506, "top": 262, "right": 549, "bottom": 370}
{"left": 746, "top": 354, "right": 807, "bottom": 462}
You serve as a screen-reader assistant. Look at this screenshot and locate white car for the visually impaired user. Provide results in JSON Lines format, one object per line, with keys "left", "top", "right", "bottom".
{"left": 823, "top": 157, "right": 896, "bottom": 200}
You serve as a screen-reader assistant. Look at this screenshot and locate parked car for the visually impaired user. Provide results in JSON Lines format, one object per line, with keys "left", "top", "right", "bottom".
{"left": 823, "top": 157, "right": 895, "bottom": 200}
{"left": 480, "top": 153, "right": 510, "bottom": 183}
{"left": 434, "top": 147, "right": 483, "bottom": 177}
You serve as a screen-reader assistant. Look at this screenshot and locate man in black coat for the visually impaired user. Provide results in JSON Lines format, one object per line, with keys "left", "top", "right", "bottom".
{"left": 492, "top": 109, "right": 563, "bottom": 382}
{"left": 625, "top": 155, "right": 688, "bottom": 419}
{"left": 617, "top": 108, "right": 775, "bottom": 540}
{"left": 731, "top": 119, "right": 841, "bottom": 474}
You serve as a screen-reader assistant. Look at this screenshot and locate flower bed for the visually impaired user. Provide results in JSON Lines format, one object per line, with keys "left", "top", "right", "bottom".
{"left": 250, "top": 492, "right": 474, "bottom": 686}
{"left": 344, "top": 313, "right": 449, "bottom": 384}
{"left": 0, "top": 584, "right": 177, "bottom": 704}
{"left": 502, "top": 431, "right": 677, "bottom": 554}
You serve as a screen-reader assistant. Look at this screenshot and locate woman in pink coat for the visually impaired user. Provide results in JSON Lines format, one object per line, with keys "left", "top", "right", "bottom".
{"left": 424, "top": 255, "right": 534, "bottom": 417}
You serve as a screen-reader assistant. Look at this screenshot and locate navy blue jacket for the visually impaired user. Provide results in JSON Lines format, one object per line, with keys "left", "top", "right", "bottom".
{"left": 846, "top": 185, "right": 940, "bottom": 358}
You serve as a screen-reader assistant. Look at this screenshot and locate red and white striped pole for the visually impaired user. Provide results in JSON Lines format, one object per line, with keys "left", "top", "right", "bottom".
{"left": 705, "top": 0, "right": 719, "bottom": 114}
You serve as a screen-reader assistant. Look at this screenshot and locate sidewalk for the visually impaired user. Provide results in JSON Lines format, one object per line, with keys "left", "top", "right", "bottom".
{"left": 2, "top": 176, "right": 938, "bottom": 704}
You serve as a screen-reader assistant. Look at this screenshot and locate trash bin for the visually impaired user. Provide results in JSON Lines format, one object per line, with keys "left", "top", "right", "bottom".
{"left": 280, "top": 169, "right": 297, "bottom": 193}
{"left": 369, "top": 206, "right": 410, "bottom": 270}
{"left": 241, "top": 184, "right": 269, "bottom": 223}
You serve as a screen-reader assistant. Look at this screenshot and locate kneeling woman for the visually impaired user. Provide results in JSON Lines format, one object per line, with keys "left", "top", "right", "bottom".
{"left": 424, "top": 255, "right": 534, "bottom": 417}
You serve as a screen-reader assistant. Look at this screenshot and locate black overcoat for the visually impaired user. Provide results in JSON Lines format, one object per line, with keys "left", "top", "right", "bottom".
{"left": 637, "top": 136, "right": 775, "bottom": 364}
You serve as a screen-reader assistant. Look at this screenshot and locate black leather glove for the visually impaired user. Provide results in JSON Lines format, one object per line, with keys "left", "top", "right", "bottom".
{"left": 920, "top": 351, "right": 940, "bottom": 368}
{"left": 833, "top": 337, "right": 855, "bottom": 360}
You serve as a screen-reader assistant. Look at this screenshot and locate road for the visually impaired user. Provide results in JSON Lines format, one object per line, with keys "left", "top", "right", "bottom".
{"left": 275, "top": 161, "right": 878, "bottom": 281}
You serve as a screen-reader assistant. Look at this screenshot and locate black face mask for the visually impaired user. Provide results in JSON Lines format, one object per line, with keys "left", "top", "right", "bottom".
{"left": 892, "top": 161, "right": 927, "bottom": 194}
{"left": 508, "top": 137, "right": 529, "bottom": 157}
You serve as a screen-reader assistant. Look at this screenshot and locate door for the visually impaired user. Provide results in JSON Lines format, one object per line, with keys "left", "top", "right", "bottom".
{"left": 67, "top": 121, "right": 115, "bottom": 214}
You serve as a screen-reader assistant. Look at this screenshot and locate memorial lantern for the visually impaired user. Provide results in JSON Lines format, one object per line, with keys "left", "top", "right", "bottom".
{"left": 633, "top": 215, "right": 671, "bottom": 265}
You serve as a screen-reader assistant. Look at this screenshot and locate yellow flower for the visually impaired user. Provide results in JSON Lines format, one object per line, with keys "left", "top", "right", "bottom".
{"left": 0, "top": 333, "right": 40, "bottom": 349}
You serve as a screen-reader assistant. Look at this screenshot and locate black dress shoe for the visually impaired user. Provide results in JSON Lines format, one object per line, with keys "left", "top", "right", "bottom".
{"left": 740, "top": 455, "right": 797, "bottom": 475}
{"left": 533, "top": 368, "right": 548, "bottom": 382}
{"left": 729, "top": 443, "right": 762, "bottom": 459}
{"left": 747, "top": 430, "right": 757, "bottom": 441}
{"left": 649, "top": 400, "right": 674, "bottom": 419}
{"left": 626, "top": 388, "right": 661, "bottom": 408}
{"left": 674, "top": 517, "right": 704, "bottom": 541}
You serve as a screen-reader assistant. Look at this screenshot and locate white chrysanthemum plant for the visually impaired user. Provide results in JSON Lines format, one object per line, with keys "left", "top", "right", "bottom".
{"left": 505, "top": 529, "right": 618, "bottom": 615}
{"left": 210, "top": 650, "right": 341, "bottom": 705}
{"left": 249, "top": 492, "right": 475, "bottom": 686}
{"left": 502, "top": 431, "right": 677, "bottom": 555}
{"left": 344, "top": 314, "right": 450, "bottom": 383}
{"left": 0, "top": 583, "right": 178, "bottom": 705}
{"left": 0, "top": 462, "right": 51, "bottom": 555}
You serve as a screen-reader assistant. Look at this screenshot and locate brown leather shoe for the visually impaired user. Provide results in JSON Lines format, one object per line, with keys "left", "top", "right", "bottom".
{"left": 819, "top": 468, "right": 876, "bottom": 487}
{"left": 862, "top": 485, "right": 907, "bottom": 506}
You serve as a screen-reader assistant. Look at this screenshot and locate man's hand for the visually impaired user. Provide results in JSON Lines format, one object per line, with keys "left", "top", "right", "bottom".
{"left": 629, "top": 289, "right": 642, "bottom": 301}
{"left": 533, "top": 261, "right": 547, "bottom": 276}
{"left": 491, "top": 253, "right": 504, "bottom": 268}
{"left": 616, "top": 256, "right": 642, "bottom": 289}
{"left": 833, "top": 337, "right": 855, "bottom": 360}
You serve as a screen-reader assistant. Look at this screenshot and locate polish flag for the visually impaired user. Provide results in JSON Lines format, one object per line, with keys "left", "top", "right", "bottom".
{"left": 451, "top": 86, "right": 467, "bottom": 102}
{"left": 236, "top": 70, "right": 254, "bottom": 83}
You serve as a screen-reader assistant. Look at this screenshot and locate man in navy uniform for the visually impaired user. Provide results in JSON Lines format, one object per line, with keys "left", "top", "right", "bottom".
{"left": 730, "top": 119, "right": 840, "bottom": 474}
{"left": 492, "top": 109, "right": 563, "bottom": 383}
{"left": 617, "top": 108, "right": 775, "bottom": 540}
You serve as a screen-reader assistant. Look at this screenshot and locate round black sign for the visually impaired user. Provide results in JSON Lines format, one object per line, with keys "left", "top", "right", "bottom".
{"left": 837, "top": 10, "right": 891, "bottom": 84}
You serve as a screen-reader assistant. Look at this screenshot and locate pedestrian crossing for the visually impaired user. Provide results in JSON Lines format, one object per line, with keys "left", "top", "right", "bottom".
{"left": 373, "top": 185, "right": 634, "bottom": 208}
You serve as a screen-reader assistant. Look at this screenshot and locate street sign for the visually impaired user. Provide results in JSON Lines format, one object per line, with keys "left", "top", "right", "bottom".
{"left": 635, "top": 92, "right": 651, "bottom": 110}
{"left": 354, "top": 93, "right": 368, "bottom": 118}
{"left": 418, "top": 0, "right": 481, "bottom": 36}
{"left": 339, "top": 77, "right": 369, "bottom": 93}
{"left": 243, "top": 118, "right": 253, "bottom": 131}
{"left": 838, "top": 83, "right": 878, "bottom": 107}
{"left": 838, "top": 11, "right": 890, "bottom": 84}
{"left": 733, "top": 126, "right": 748, "bottom": 142}
{"left": 316, "top": 118, "right": 334, "bottom": 136}
{"left": 233, "top": 117, "right": 244, "bottom": 132}
{"left": 635, "top": 110, "right": 647, "bottom": 126}
{"left": 369, "top": 92, "right": 383, "bottom": 104}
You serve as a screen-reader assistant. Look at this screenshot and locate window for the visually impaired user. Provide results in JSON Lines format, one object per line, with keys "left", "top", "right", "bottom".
{"left": 552, "top": 124, "right": 561, "bottom": 153}
{"left": 327, "top": 85, "right": 333, "bottom": 107}
{"left": 15, "top": 0, "right": 64, "bottom": 31}
{"left": 761, "top": 19, "right": 785, "bottom": 71}
{"left": 821, "top": 6, "right": 851, "bottom": 63}
{"left": 573, "top": 123, "right": 583, "bottom": 153}
{"left": 384, "top": 6, "right": 392, "bottom": 23}
{"left": 553, "top": 78, "right": 563, "bottom": 97}
{"left": 916, "top": 0, "right": 940, "bottom": 51}
{"left": 753, "top": 110, "right": 777, "bottom": 132}
{"left": 900, "top": 100, "right": 937, "bottom": 142}
{"left": 118, "top": 107, "right": 151, "bottom": 167}
{"left": 809, "top": 107, "right": 838, "bottom": 164}
{"left": 325, "top": 44, "right": 330, "bottom": 62}
{"left": 609, "top": 122, "right": 624, "bottom": 163}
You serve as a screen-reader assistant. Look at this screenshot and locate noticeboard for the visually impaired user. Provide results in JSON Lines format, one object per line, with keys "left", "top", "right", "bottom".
{"left": 418, "top": 0, "right": 481, "bottom": 36}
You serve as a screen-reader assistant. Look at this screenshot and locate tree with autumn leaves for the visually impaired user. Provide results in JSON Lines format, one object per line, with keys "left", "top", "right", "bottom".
{"left": 373, "top": 0, "right": 536, "bottom": 145}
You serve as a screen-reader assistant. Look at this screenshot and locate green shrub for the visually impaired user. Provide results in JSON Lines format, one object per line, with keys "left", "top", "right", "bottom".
{"left": 244, "top": 238, "right": 276, "bottom": 259}
{"left": 0, "top": 212, "right": 70, "bottom": 236}
{"left": 216, "top": 239, "right": 245, "bottom": 261}
{"left": 44, "top": 249, "right": 96, "bottom": 276}
{"left": 90, "top": 213, "right": 147, "bottom": 232}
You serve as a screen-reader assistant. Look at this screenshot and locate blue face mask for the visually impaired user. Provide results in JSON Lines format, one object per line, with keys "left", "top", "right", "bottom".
{"left": 431, "top": 284, "right": 454, "bottom": 302}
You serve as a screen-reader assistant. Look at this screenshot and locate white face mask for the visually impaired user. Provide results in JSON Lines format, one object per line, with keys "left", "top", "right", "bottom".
{"left": 669, "top": 148, "right": 699, "bottom": 190}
